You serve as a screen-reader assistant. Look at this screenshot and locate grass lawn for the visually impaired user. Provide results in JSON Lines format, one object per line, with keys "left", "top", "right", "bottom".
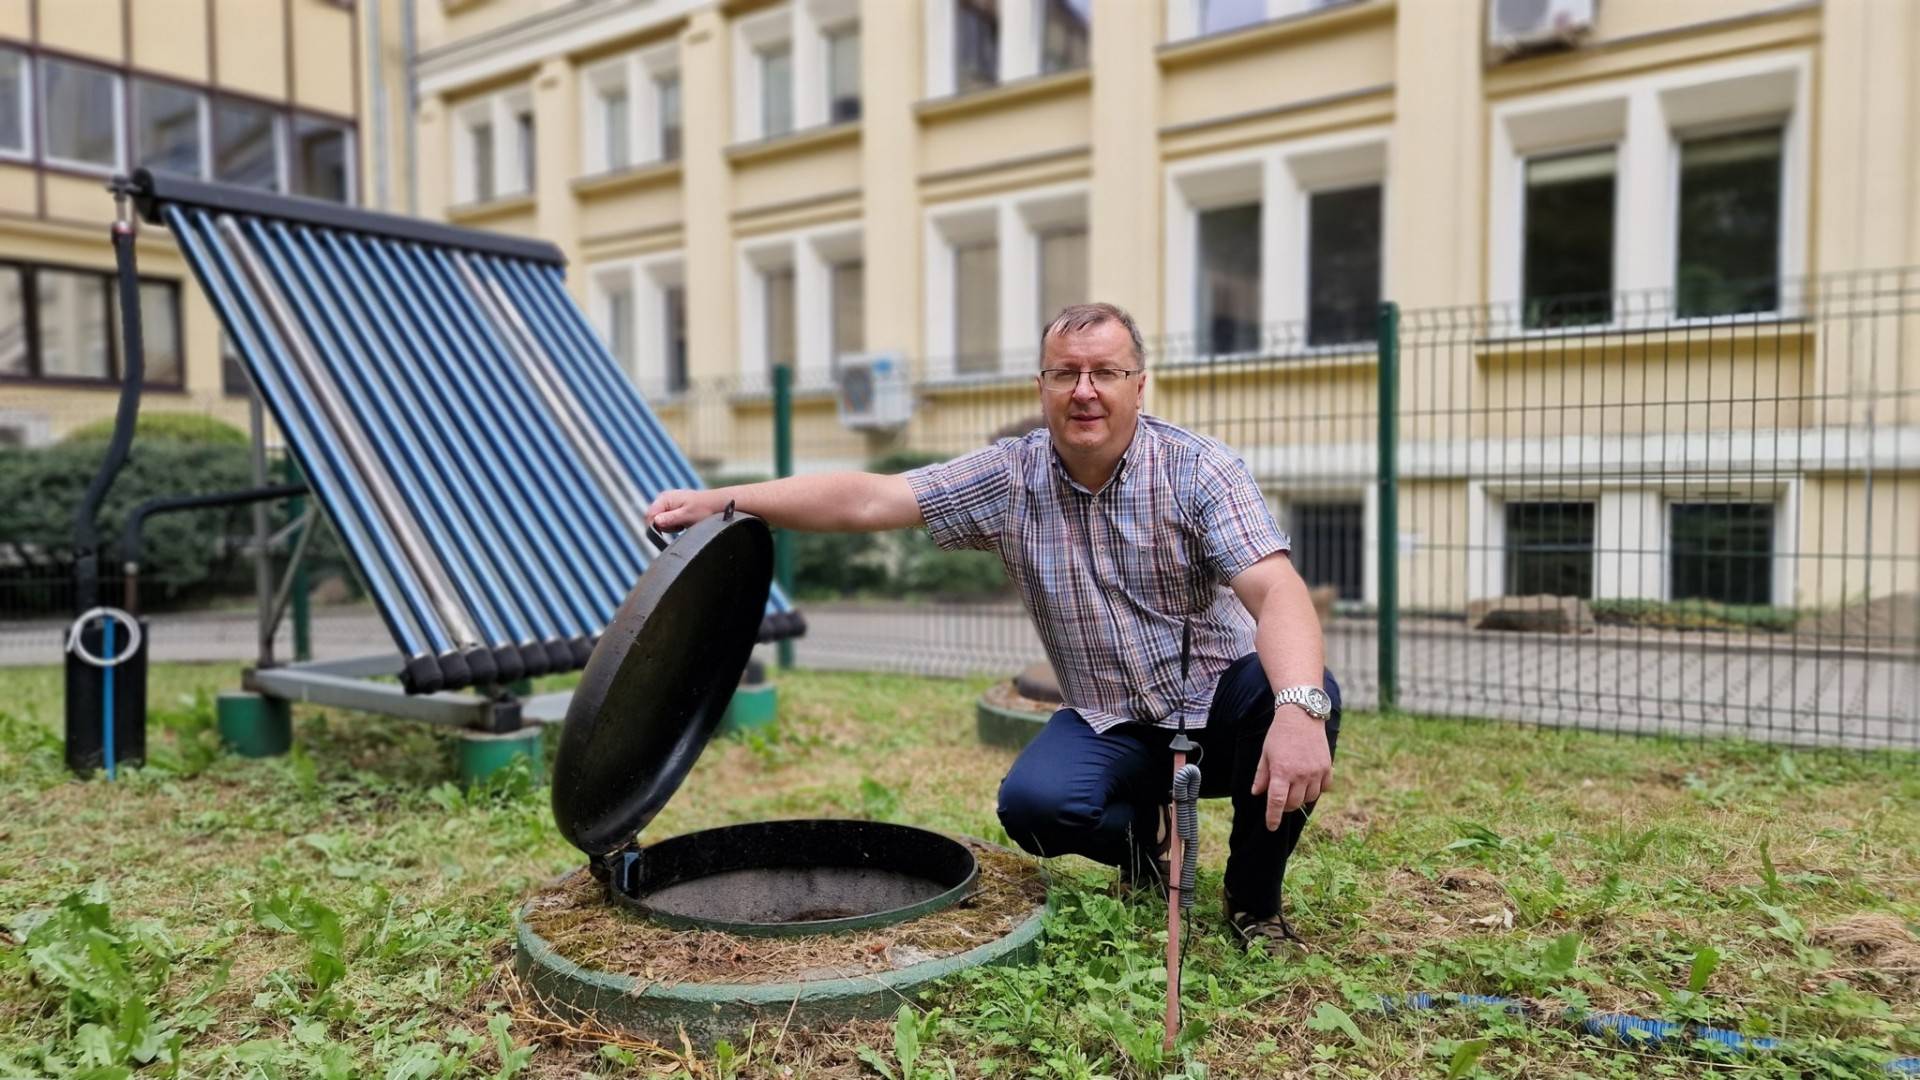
{"left": 1, "top": 663, "right": 1916, "bottom": 1078}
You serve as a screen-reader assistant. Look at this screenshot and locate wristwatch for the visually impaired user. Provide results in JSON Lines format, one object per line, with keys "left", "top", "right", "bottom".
{"left": 1273, "top": 685, "right": 1333, "bottom": 722}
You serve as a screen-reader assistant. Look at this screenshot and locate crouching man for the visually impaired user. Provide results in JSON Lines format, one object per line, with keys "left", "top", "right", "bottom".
{"left": 646, "top": 303, "right": 1339, "bottom": 946}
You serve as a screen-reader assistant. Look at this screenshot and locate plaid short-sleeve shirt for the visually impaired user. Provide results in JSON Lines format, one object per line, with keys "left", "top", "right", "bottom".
{"left": 906, "top": 415, "right": 1290, "bottom": 732}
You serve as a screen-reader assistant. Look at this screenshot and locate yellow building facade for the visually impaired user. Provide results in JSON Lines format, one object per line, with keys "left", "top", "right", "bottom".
{"left": 414, "top": 0, "right": 1919, "bottom": 615}
{"left": 0, "top": 0, "right": 409, "bottom": 444}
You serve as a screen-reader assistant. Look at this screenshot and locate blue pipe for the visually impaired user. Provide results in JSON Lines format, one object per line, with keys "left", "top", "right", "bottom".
{"left": 1379, "top": 993, "right": 1919, "bottom": 1073}
{"left": 244, "top": 220, "right": 507, "bottom": 650}
{"left": 101, "top": 615, "right": 115, "bottom": 782}
{"left": 165, "top": 208, "right": 433, "bottom": 660}
{"left": 300, "top": 228, "right": 570, "bottom": 645}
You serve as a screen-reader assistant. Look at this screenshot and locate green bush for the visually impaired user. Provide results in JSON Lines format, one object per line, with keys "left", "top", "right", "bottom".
{"left": 0, "top": 436, "right": 263, "bottom": 612}
{"left": 61, "top": 411, "right": 249, "bottom": 447}
{"left": 1590, "top": 597, "right": 1799, "bottom": 634}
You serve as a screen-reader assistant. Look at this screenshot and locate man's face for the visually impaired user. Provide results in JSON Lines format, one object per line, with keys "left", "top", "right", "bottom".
{"left": 1038, "top": 320, "right": 1147, "bottom": 461}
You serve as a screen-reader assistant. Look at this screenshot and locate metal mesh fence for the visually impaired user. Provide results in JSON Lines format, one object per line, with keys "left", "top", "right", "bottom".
{"left": 4, "top": 271, "right": 1915, "bottom": 750}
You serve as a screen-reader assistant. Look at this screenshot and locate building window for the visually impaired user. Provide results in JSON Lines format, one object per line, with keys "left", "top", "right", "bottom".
{"left": 1200, "top": 0, "right": 1266, "bottom": 35}
{"left": 0, "top": 48, "right": 26, "bottom": 158}
{"left": 1290, "top": 501, "right": 1363, "bottom": 601}
{"left": 114, "top": 280, "right": 183, "bottom": 385}
{"left": 1523, "top": 148, "right": 1614, "bottom": 329}
{"left": 36, "top": 270, "right": 111, "bottom": 380}
{"left": 1504, "top": 501, "right": 1594, "bottom": 598}
{"left": 0, "top": 266, "right": 25, "bottom": 377}
{"left": 663, "top": 284, "right": 689, "bottom": 394}
{"left": 1037, "top": 226, "right": 1087, "bottom": 324}
{"left": 0, "top": 265, "right": 182, "bottom": 386}
{"left": 1307, "top": 184, "right": 1380, "bottom": 346}
{"left": 765, "top": 266, "right": 797, "bottom": 374}
{"left": 956, "top": 0, "right": 1000, "bottom": 93}
{"left": 657, "top": 74, "right": 682, "bottom": 160}
{"left": 605, "top": 281, "right": 635, "bottom": 373}
{"left": 827, "top": 26, "right": 861, "bottom": 123}
{"left": 1040, "top": 0, "right": 1090, "bottom": 74}
{"left": 215, "top": 98, "right": 281, "bottom": 190}
{"left": 292, "top": 116, "right": 352, "bottom": 203}
{"left": 133, "top": 79, "right": 205, "bottom": 178}
{"left": 598, "top": 81, "right": 630, "bottom": 172}
{"left": 469, "top": 118, "right": 495, "bottom": 200}
{"left": 760, "top": 44, "right": 794, "bottom": 138}
{"left": 954, "top": 239, "right": 1000, "bottom": 375}
{"left": 514, "top": 106, "right": 535, "bottom": 191}
{"left": 41, "top": 58, "right": 121, "bottom": 171}
{"left": 221, "top": 332, "right": 250, "bottom": 396}
{"left": 831, "top": 259, "right": 864, "bottom": 371}
{"left": 1676, "top": 128, "right": 1782, "bottom": 318}
{"left": 1670, "top": 502, "right": 1772, "bottom": 605}
{"left": 1196, "top": 203, "right": 1261, "bottom": 354}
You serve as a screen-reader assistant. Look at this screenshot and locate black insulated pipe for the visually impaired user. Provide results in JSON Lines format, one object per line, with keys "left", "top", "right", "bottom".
{"left": 401, "top": 654, "right": 445, "bottom": 695}
{"left": 72, "top": 180, "right": 148, "bottom": 612}
{"left": 120, "top": 483, "right": 309, "bottom": 614}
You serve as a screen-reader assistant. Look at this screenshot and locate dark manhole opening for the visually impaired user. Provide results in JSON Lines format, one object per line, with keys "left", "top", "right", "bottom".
{"left": 605, "top": 819, "right": 979, "bottom": 937}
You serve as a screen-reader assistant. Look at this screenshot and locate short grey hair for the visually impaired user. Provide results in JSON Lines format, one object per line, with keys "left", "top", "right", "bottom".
{"left": 1040, "top": 302, "right": 1147, "bottom": 367}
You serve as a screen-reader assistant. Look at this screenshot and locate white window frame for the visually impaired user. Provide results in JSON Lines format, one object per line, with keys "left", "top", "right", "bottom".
{"left": 291, "top": 113, "right": 358, "bottom": 203}
{"left": 639, "top": 44, "right": 682, "bottom": 163}
{"left": 924, "top": 0, "right": 1062, "bottom": 98}
{"left": 39, "top": 57, "right": 124, "bottom": 174}
{"left": 452, "top": 87, "right": 536, "bottom": 205}
{"left": 0, "top": 47, "right": 32, "bottom": 162}
{"left": 210, "top": 97, "right": 288, "bottom": 192}
{"left": 1165, "top": 126, "right": 1389, "bottom": 362}
{"left": 1165, "top": 0, "right": 1348, "bottom": 43}
{"left": 925, "top": 182, "right": 1089, "bottom": 380}
{"left": 590, "top": 251, "right": 688, "bottom": 396}
{"left": 735, "top": 6, "right": 795, "bottom": 144}
{"left": 1489, "top": 51, "right": 1810, "bottom": 328}
{"left": 581, "top": 43, "right": 684, "bottom": 175}
{"left": 737, "top": 223, "right": 863, "bottom": 389}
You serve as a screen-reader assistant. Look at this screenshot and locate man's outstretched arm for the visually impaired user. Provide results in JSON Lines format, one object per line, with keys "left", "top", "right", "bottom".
{"left": 647, "top": 472, "right": 924, "bottom": 533}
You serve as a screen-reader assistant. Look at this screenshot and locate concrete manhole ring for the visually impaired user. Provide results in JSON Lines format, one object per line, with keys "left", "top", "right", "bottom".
{"left": 512, "top": 836, "right": 1047, "bottom": 1047}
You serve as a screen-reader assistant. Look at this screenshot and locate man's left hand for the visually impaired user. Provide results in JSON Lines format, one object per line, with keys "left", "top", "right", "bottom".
{"left": 1250, "top": 706, "right": 1333, "bottom": 829}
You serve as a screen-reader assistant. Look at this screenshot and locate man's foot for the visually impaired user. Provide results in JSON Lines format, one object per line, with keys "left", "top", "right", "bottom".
{"left": 1224, "top": 891, "right": 1308, "bottom": 955}
{"left": 1115, "top": 803, "right": 1171, "bottom": 898}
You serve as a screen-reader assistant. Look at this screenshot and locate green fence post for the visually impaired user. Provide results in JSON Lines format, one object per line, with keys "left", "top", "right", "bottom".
{"left": 282, "top": 458, "right": 312, "bottom": 663}
{"left": 772, "top": 363, "right": 795, "bottom": 670}
{"left": 1375, "top": 302, "right": 1399, "bottom": 712}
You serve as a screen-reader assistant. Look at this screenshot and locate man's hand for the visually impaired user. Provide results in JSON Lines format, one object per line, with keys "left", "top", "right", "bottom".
{"left": 1250, "top": 706, "right": 1333, "bottom": 828}
{"left": 646, "top": 489, "right": 731, "bottom": 532}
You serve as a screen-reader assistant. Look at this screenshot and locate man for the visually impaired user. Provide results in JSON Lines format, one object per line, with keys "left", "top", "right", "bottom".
{"left": 646, "top": 302, "right": 1339, "bottom": 946}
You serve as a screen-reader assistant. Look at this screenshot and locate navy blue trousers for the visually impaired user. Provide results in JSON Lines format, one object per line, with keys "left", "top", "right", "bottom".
{"left": 996, "top": 654, "right": 1341, "bottom": 920}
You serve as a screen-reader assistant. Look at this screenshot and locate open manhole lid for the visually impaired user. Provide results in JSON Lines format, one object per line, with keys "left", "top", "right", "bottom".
{"left": 552, "top": 511, "right": 774, "bottom": 857}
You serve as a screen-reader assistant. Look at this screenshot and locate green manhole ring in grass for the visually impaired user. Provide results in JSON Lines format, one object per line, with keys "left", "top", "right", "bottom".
{"left": 513, "top": 841, "right": 1048, "bottom": 1048}
{"left": 976, "top": 691, "right": 1051, "bottom": 750}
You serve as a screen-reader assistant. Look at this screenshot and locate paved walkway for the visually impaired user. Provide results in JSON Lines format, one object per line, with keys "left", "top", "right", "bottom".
{"left": 7, "top": 602, "right": 1914, "bottom": 750}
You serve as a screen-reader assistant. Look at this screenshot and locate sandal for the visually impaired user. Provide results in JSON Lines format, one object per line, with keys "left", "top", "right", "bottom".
{"left": 1225, "top": 892, "right": 1309, "bottom": 954}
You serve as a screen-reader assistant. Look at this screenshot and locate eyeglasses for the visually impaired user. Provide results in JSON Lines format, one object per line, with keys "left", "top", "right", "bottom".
{"left": 1038, "top": 368, "right": 1141, "bottom": 392}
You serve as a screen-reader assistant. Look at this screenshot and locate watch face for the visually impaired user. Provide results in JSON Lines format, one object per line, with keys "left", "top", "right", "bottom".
{"left": 1305, "top": 688, "right": 1332, "bottom": 716}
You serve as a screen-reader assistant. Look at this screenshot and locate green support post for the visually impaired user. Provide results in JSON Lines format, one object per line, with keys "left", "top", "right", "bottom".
{"left": 772, "top": 363, "right": 795, "bottom": 669}
{"left": 282, "top": 458, "right": 312, "bottom": 662}
{"left": 1375, "top": 302, "right": 1399, "bottom": 712}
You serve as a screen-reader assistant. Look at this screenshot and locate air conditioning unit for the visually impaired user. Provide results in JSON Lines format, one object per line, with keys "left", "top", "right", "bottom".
{"left": 836, "top": 353, "right": 914, "bottom": 430}
{"left": 1488, "top": 0, "right": 1595, "bottom": 56}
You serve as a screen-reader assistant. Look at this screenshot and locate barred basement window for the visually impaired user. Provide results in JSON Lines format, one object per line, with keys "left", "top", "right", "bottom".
{"left": 1670, "top": 502, "right": 1773, "bottom": 606}
{"left": 1290, "top": 501, "right": 1363, "bottom": 601}
{"left": 1504, "top": 501, "right": 1594, "bottom": 598}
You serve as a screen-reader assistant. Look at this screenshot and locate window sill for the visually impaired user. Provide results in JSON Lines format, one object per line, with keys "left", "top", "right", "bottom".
{"left": 915, "top": 68, "right": 1091, "bottom": 124}
{"left": 726, "top": 382, "right": 840, "bottom": 405}
{"left": 1155, "top": 345, "right": 1378, "bottom": 376}
{"left": 446, "top": 192, "right": 536, "bottom": 223}
{"left": 0, "top": 373, "right": 186, "bottom": 393}
{"left": 1158, "top": 0, "right": 1389, "bottom": 70}
{"left": 1472, "top": 314, "right": 1813, "bottom": 359}
{"left": 726, "top": 121, "right": 860, "bottom": 166}
{"left": 572, "top": 159, "right": 681, "bottom": 197}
